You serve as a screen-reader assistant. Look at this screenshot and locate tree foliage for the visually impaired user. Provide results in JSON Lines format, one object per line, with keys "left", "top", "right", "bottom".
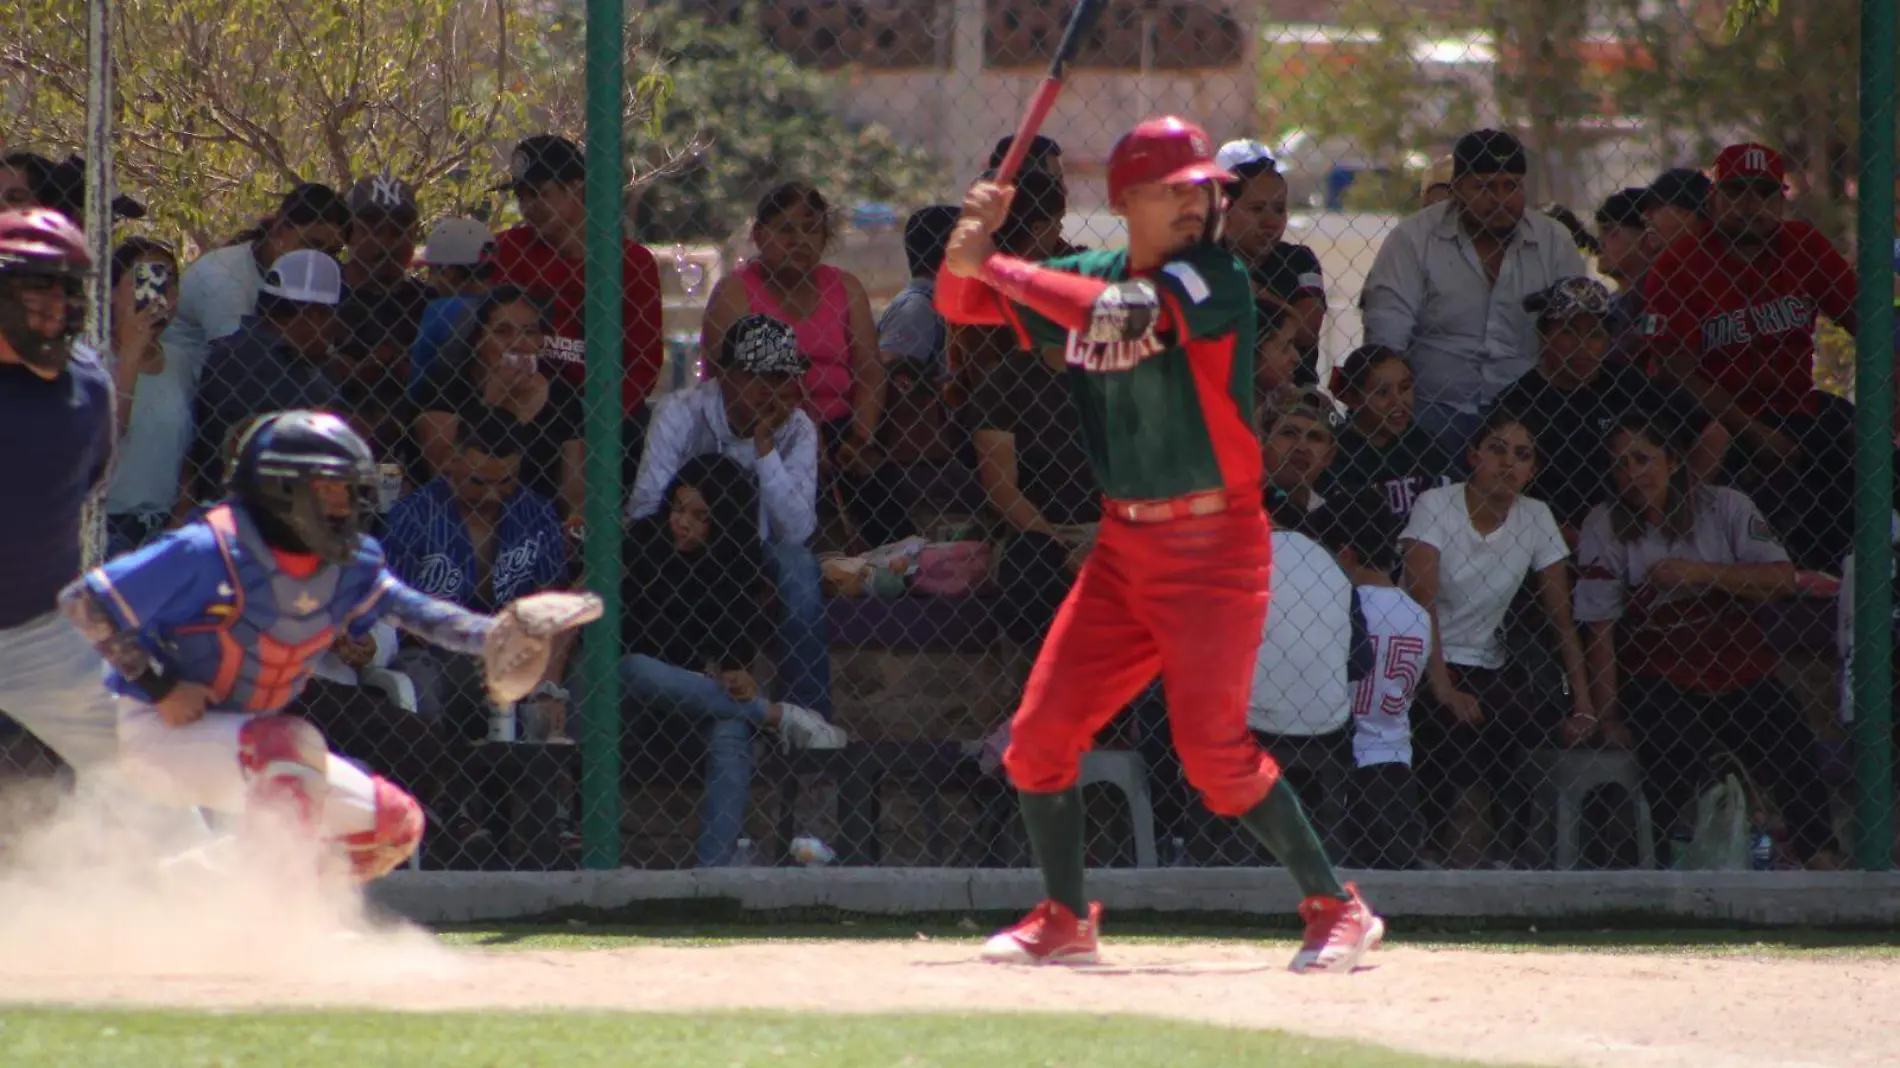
{"left": 1258, "top": 0, "right": 1483, "bottom": 210}
{"left": 612, "top": 3, "right": 940, "bottom": 243}
{"left": 0, "top": 0, "right": 936, "bottom": 252}
{"left": 0, "top": 0, "right": 548, "bottom": 249}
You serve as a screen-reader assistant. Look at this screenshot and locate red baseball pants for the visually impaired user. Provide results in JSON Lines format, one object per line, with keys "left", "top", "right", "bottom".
{"left": 1002, "top": 498, "right": 1281, "bottom": 816}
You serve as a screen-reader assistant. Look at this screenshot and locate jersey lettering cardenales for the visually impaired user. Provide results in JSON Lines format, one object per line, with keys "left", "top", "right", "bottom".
{"left": 1003, "top": 242, "right": 1259, "bottom": 502}
{"left": 1641, "top": 219, "right": 1855, "bottom": 420}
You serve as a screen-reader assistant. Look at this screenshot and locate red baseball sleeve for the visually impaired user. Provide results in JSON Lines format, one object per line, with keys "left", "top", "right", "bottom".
{"left": 934, "top": 269, "right": 1009, "bottom": 326}
{"left": 978, "top": 255, "right": 1111, "bottom": 333}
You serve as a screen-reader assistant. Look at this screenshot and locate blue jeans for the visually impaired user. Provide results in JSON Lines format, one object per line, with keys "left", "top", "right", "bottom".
{"left": 766, "top": 541, "right": 833, "bottom": 715}
{"left": 1412, "top": 401, "right": 1481, "bottom": 474}
{"left": 619, "top": 653, "right": 767, "bottom": 868}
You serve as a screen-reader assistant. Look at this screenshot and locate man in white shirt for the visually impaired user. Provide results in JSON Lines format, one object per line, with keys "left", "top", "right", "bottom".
{"left": 627, "top": 314, "right": 833, "bottom": 715}
{"left": 1246, "top": 521, "right": 1362, "bottom": 859}
{"left": 1361, "top": 130, "right": 1589, "bottom": 460}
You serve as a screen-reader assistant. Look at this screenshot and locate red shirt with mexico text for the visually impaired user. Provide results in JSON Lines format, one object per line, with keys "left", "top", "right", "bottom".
{"left": 1641, "top": 219, "right": 1855, "bottom": 420}
{"left": 490, "top": 225, "right": 664, "bottom": 416}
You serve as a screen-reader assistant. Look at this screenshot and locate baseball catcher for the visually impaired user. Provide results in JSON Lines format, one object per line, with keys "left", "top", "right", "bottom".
{"left": 58, "top": 409, "right": 599, "bottom": 880}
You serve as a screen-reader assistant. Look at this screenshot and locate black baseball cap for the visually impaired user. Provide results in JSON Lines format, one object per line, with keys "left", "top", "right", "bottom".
{"left": 1596, "top": 187, "right": 1657, "bottom": 230}
{"left": 988, "top": 134, "right": 1062, "bottom": 171}
{"left": 278, "top": 182, "right": 351, "bottom": 229}
{"left": 496, "top": 135, "right": 585, "bottom": 193}
{"left": 1451, "top": 129, "right": 1528, "bottom": 178}
{"left": 1649, "top": 168, "right": 1712, "bottom": 214}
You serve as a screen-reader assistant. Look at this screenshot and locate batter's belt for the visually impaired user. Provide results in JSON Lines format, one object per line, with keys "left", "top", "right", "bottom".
{"left": 1101, "top": 486, "right": 1263, "bottom": 525}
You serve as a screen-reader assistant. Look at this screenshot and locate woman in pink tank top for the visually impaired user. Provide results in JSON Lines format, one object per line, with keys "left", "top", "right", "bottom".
{"left": 702, "top": 183, "right": 883, "bottom": 455}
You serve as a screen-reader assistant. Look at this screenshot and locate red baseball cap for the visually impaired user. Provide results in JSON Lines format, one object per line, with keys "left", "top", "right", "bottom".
{"left": 1712, "top": 143, "right": 1786, "bottom": 184}
{"left": 1106, "top": 116, "right": 1232, "bottom": 203}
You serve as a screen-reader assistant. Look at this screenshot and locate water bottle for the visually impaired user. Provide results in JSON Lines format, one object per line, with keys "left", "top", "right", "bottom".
{"left": 487, "top": 702, "right": 517, "bottom": 743}
{"left": 731, "top": 837, "right": 759, "bottom": 868}
{"left": 1750, "top": 825, "right": 1775, "bottom": 871}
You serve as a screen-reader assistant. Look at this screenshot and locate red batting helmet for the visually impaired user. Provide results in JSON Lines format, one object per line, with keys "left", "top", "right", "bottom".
{"left": 0, "top": 208, "right": 93, "bottom": 376}
{"left": 1106, "top": 116, "right": 1234, "bottom": 204}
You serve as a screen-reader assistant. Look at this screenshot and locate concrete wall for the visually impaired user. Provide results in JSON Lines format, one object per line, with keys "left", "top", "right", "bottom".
{"left": 370, "top": 868, "right": 1900, "bottom": 927}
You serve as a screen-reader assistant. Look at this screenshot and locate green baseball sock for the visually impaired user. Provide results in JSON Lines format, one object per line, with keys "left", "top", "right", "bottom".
{"left": 1235, "top": 780, "right": 1347, "bottom": 901}
{"left": 1017, "top": 786, "right": 1088, "bottom": 917}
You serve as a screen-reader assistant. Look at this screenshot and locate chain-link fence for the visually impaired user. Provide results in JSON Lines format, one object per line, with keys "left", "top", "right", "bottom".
{"left": 0, "top": 0, "right": 1894, "bottom": 876}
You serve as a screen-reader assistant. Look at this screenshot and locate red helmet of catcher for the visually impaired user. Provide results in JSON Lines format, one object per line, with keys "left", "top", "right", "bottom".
{"left": 0, "top": 207, "right": 92, "bottom": 376}
{"left": 1106, "top": 116, "right": 1234, "bottom": 205}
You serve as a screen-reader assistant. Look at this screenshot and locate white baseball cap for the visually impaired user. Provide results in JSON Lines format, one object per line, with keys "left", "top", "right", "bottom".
{"left": 1214, "top": 139, "right": 1276, "bottom": 175}
{"left": 419, "top": 218, "right": 495, "bottom": 267}
{"left": 260, "top": 249, "right": 343, "bottom": 307}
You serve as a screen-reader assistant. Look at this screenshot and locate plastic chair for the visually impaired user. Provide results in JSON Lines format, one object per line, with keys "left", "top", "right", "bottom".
{"left": 1518, "top": 749, "right": 1657, "bottom": 870}
{"left": 360, "top": 667, "right": 420, "bottom": 715}
{"left": 1080, "top": 749, "right": 1159, "bottom": 869}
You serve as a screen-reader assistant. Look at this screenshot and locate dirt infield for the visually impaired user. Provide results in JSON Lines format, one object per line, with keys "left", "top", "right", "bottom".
{"left": 0, "top": 803, "right": 1891, "bottom": 1068}
{"left": 0, "top": 925, "right": 1894, "bottom": 1068}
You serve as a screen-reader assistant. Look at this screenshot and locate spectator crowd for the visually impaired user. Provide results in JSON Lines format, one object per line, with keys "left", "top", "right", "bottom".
{"left": 0, "top": 117, "right": 1883, "bottom": 873}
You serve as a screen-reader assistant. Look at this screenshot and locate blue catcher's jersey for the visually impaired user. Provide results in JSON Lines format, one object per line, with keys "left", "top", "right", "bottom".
{"left": 82, "top": 503, "right": 398, "bottom": 714}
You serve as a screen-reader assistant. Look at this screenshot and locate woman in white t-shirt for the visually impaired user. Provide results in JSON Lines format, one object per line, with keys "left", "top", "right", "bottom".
{"left": 1400, "top": 409, "right": 1595, "bottom": 868}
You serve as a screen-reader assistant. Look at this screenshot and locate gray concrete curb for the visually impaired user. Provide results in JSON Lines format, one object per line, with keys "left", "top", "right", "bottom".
{"left": 368, "top": 868, "right": 1900, "bottom": 927}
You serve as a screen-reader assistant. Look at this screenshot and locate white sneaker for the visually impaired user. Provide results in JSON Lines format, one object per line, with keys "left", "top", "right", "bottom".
{"left": 774, "top": 703, "right": 847, "bottom": 750}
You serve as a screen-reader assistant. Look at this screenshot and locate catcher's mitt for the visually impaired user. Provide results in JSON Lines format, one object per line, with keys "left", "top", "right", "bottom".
{"left": 483, "top": 591, "right": 604, "bottom": 705}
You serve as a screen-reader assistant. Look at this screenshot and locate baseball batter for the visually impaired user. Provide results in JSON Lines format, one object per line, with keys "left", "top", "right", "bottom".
{"left": 937, "top": 115, "right": 1381, "bottom": 972}
{"left": 58, "top": 409, "right": 599, "bottom": 880}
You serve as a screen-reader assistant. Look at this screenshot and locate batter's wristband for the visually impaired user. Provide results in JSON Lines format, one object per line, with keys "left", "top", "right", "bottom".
{"left": 978, "top": 254, "right": 1109, "bottom": 333}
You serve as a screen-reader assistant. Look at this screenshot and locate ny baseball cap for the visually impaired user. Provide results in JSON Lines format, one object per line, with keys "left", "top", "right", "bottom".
{"left": 1215, "top": 139, "right": 1277, "bottom": 178}
{"left": 1452, "top": 129, "right": 1528, "bottom": 177}
{"left": 1596, "top": 187, "right": 1656, "bottom": 230}
{"left": 419, "top": 218, "right": 495, "bottom": 267}
{"left": 347, "top": 173, "right": 419, "bottom": 220}
{"left": 718, "top": 314, "right": 809, "bottom": 376}
{"left": 1713, "top": 143, "right": 1787, "bottom": 184}
{"left": 498, "top": 135, "right": 585, "bottom": 192}
{"left": 260, "top": 249, "right": 343, "bottom": 306}
{"left": 1524, "top": 276, "right": 1612, "bottom": 325}
{"left": 1648, "top": 168, "right": 1711, "bottom": 213}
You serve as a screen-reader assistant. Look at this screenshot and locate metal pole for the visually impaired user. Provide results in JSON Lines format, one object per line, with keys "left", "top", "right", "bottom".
{"left": 81, "top": 0, "right": 113, "bottom": 571}
{"left": 1851, "top": 0, "right": 1895, "bottom": 871}
{"left": 579, "top": 0, "right": 626, "bottom": 870}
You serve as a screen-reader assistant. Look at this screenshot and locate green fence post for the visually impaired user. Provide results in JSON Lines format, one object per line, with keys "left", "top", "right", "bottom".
{"left": 579, "top": 0, "right": 626, "bottom": 870}
{"left": 1852, "top": 0, "right": 1896, "bottom": 872}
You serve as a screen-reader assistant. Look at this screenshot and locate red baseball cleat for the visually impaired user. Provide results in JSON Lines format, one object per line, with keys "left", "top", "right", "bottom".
{"left": 981, "top": 899, "right": 1103, "bottom": 965}
{"left": 1290, "top": 882, "right": 1384, "bottom": 974}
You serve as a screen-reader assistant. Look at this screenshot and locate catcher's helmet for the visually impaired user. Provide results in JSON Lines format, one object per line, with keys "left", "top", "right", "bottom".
{"left": 229, "top": 410, "right": 378, "bottom": 565}
{"left": 1106, "top": 116, "right": 1233, "bottom": 205}
{"left": 0, "top": 208, "right": 92, "bottom": 376}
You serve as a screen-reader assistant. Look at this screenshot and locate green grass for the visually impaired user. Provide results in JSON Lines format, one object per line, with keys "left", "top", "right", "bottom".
{"left": 0, "top": 1009, "right": 1525, "bottom": 1068}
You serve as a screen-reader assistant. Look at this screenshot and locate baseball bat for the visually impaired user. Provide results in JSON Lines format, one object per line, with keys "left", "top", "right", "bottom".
{"left": 991, "top": 0, "right": 1108, "bottom": 186}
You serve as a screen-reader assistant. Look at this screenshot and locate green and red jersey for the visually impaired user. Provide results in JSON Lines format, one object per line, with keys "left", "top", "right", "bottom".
{"left": 945, "top": 241, "right": 1259, "bottom": 502}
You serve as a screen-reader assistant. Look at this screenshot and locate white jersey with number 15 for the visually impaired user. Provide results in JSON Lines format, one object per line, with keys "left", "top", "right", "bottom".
{"left": 1350, "top": 585, "right": 1433, "bottom": 768}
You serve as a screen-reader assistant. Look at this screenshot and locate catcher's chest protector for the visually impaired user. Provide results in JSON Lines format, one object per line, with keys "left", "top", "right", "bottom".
{"left": 173, "top": 504, "right": 387, "bottom": 714}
